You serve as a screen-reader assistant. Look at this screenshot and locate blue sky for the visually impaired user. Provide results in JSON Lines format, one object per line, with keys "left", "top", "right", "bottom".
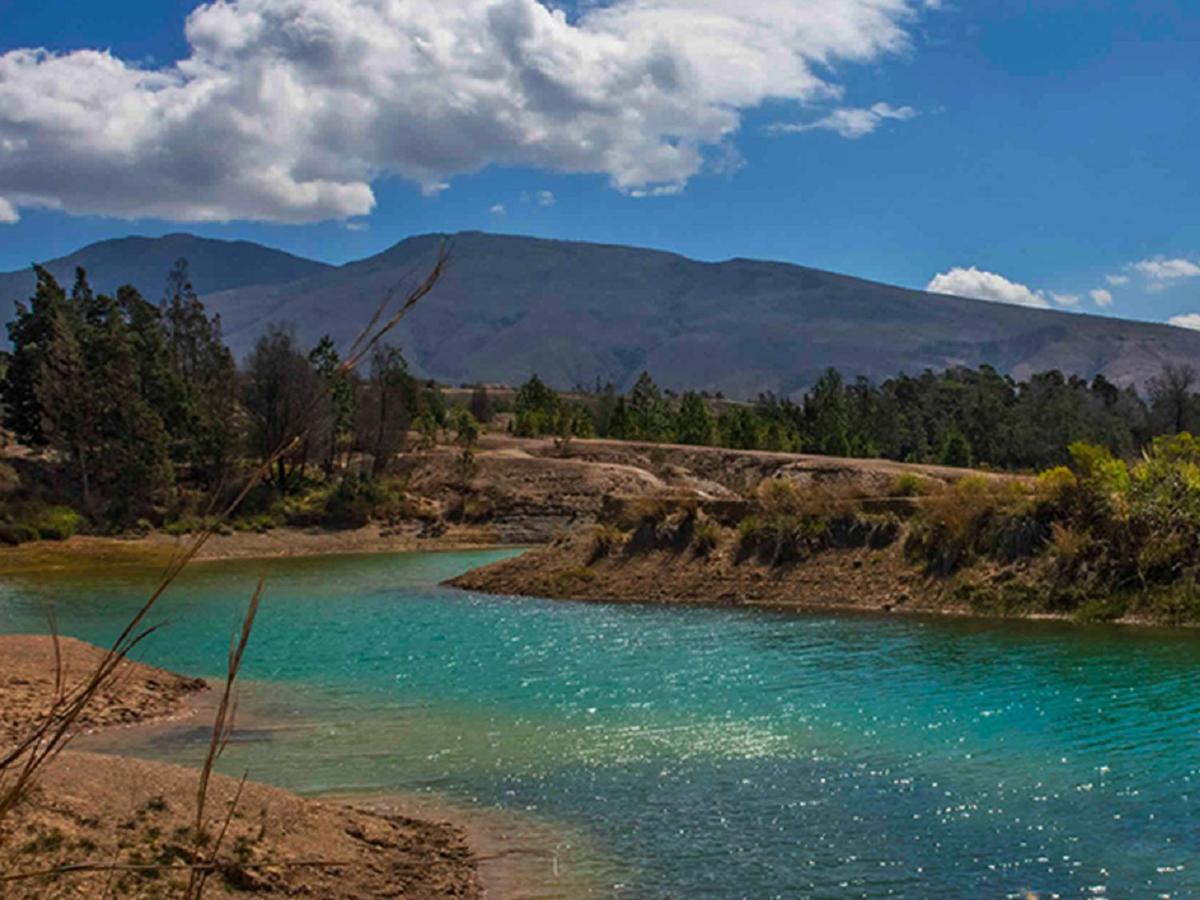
{"left": 0, "top": 0, "right": 1198, "bottom": 326}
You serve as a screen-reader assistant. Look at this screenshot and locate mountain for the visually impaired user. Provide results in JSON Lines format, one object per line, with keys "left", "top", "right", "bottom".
{"left": 0, "top": 233, "right": 332, "bottom": 325}
{"left": 202, "top": 231, "right": 1200, "bottom": 396}
{"left": 5, "top": 230, "right": 1199, "bottom": 397}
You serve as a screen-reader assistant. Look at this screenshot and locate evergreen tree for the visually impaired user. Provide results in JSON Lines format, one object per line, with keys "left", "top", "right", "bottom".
{"left": 675, "top": 391, "right": 716, "bottom": 445}
{"left": 162, "top": 259, "right": 240, "bottom": 484}
{"left": 243, "top": 325, "right": 321, "bottom": 491}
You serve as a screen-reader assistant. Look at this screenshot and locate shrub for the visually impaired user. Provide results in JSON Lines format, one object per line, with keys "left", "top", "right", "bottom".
{"left": 28, "top": 505, "right": 82, "bottom": 541}
{"left": 890, "top": 473, "right": 936, "bottom": 497}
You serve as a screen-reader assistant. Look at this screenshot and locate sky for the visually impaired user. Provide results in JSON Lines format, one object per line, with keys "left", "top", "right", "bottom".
{"left": 0, "top": 0, "right": 1198, "bottom": 328}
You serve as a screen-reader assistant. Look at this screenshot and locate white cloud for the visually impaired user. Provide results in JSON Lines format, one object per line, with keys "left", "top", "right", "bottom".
{"left": 1168, "top": 314, "right": 1200, "bottom": 331}
{"left": 489, "top": 203, "right": 506, "bottom": 216}
{"left": 768, "top": 102, "right": 917, "bottom": 139}
{"left": 536, "top": 190, "right": 556, "bottom": 207}
{"left": 1132, "top": 257, "right": 1200, "bottom": 282}
{"left": 1105, "top": 274, "right": 1129, "bottom": 286}
{"left": 0, "top": 196, "right": 16, "bottom": 223}
{"left": 926, "top": 267, "right": 1051, "bottom": 309}
{"left": 1089, "top": 288, "right": 1113, "bottom": 308}
{"left": 1050, "top": 292, "right": 1079, "bottom": 308}
{"left": 0, "top": 0, "right": 930, "bottom": 223}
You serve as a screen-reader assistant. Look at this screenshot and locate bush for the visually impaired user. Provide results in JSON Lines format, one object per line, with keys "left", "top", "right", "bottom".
{"left": 890, "top": 473, "right": 936, "bottom": 497}
{"left": 28, "top": 506, "right": 82, "bottom": 541}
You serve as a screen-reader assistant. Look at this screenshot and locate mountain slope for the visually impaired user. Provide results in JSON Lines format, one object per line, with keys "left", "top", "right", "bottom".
{"left": 0, "top": 233, "right": 331, "bottom": 324}
{"left": 202, "top": 231, "right": 1200, "bottom": 395}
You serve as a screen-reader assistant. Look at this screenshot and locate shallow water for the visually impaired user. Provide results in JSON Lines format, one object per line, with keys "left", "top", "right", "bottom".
{"left": 2, "top": 549, "right": 1199, "bottom": 897}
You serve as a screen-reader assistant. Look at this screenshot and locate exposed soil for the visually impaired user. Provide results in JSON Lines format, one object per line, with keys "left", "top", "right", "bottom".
{"left": 449, "top": 525, "right": 956, "bottom": 618}
{"left": 0, "top": 637, "right": 482, "bottom": 898}
{"left": 0, "top": 752, "right": 479, "bottom": 899}
{"left": 0, "top": 635, "right": 208, "bottom": 747}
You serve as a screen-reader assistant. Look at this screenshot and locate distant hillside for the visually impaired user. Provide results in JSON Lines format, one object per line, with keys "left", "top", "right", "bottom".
{"left": 203, "top": 231, "right": 1200, "bottom": 395}
{"left": 0, "top": 233, "right": 331, "bottom": 327}
{"left": 6, "top": 230, "right": 1200, "bottom": 397}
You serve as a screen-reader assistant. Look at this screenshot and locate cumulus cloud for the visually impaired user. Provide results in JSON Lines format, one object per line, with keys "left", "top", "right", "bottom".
{"left": 489, "top": 203, "right": 506, "bottom": 216}
{"left": 767, "top": 102, "right": 917, "bottom": 139}
{"left": 1105, "top": 274, "right": 1129, "bottom": 286}
{"left": 0, "top": 196, "right": 17, "bottom": 223}
{"left": 0, "top": 0, "right": 929, "bottom": 223}
{"left": 536, "top": 190, "right": 556, "bottom": 207}
{"left": 1050, "top": 292, "right": 1079, "bottom": 308}
{"left": 926, "top": 267, "right": 1051, "bottom": 309}
{"left": 1089, "top": 288, "right": 1113, "bottom": 308}
{"left": 1132, "top": 257, "right": 1200, "bottom": 282}
{"left": 1168, "top": 314, "right": 1200, "bottom": 331}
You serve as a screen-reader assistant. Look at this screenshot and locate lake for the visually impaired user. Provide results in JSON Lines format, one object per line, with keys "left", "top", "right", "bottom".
{"left": 1, "top": 549, "right": 1197, "bottom": 897}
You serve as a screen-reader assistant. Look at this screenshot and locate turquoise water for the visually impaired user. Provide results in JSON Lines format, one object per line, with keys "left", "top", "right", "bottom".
{"left": 2, "top": 550, "right": 1199, "bottom": 897}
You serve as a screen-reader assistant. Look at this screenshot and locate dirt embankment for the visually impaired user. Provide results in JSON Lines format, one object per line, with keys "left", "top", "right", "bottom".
{"left": 449, "top": 521, "right": 943, "bottom": 617}
{"left": 0, "top": 636, "right": 481, "bottom": 899}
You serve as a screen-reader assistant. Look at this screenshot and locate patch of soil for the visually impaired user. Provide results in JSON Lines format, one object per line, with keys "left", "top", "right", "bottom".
{"left": 0, "top": 635, "right": 208, "bottom": 747}
{"left": 0, "top": 751, "right": 479, "bottom": 899}
{"left": 449, "top": 526, "right": 951, "bottom": 617}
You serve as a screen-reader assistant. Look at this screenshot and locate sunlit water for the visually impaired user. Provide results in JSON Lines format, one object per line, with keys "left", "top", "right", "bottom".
{"left": 2, "top": 549, "right": 1199, "bottom": 897}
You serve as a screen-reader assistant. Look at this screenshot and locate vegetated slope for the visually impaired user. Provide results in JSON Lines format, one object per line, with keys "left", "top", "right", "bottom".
{"left": 0, "top": 233, "right": 331, "bottom": 329}
{"left": 203, "top": 231, "right": 1200, "bottom": 394}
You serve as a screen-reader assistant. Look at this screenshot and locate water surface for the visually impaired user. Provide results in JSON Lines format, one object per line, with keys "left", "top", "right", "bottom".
{"left": 1, "top": 550, "right": 1197, "bottom": 897}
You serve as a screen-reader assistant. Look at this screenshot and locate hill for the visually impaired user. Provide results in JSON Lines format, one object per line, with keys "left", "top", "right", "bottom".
{"left": 204, "top": 231, "right": 1200, "bottom": 394}
{"left": 0, "top": 233, "right": 331, "bottom": 323}
{"left": 7, "top": 230, "right": 1200, "bottom": 396}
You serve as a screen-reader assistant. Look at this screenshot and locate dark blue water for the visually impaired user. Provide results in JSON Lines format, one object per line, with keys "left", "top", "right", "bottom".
{"left": 2, "top": 550, "right": 1198, "bottom": 897}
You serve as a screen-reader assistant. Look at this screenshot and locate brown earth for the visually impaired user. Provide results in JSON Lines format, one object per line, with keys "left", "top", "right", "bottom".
{"left": 0, "top": 635, "right": 208, "bottom": 747}
{"left": 0, "top": 752, "right": 479, "bottom": 899}
{"left": 0, "top": 432, "right": 1000, "bottom": 575}
{"left": 0, "top": 637, "right": 481, "bottom": 898}
{"left": 448, "top": 524, "right": 951, "bottom": 618}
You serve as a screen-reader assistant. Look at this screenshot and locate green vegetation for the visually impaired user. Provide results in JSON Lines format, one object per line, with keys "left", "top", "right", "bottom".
{"left": 906, "top": 436, "right": 1200, "bottom": 622}
{"left": 0, "top": 263, "right": 453, "bottom": 538}
{"left": 514, "top": 363, "right": 1197, "bottom": 473}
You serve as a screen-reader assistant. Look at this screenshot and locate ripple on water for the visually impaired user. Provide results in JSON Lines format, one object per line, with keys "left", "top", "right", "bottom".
{"left": 3, "top": 550, "right": 1200, "bottom": 897}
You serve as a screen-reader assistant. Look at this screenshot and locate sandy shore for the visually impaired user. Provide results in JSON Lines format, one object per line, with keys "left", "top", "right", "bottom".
{"left": 0, "top": 524, "right": 523, "bottom": 577}
{"left": 0, "top": 635, "right": 483, "bottom": 898}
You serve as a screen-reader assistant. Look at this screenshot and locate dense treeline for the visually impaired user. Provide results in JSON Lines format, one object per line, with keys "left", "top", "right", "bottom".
{"left": 0, "top": 263, "right": 453, "bottom": 535}
{"left": 512, "top": 365, "right": 1195, "bottom": 471}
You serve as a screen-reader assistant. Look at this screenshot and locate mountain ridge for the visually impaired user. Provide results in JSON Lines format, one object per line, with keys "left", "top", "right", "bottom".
{"left": 4, "top": 230, "right": 1198, "bottom": 398}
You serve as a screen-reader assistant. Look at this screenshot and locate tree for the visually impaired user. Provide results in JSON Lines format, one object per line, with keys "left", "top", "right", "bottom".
{"left": 1148, "top": 364, "right": 1198, "bottom": 436}
{"left": 675, "top": 391, "right": 716, "bottom": 445}
{"left": 161, "top": 259, "right": 240, "bottom": 485}
{"left": 3, "top": 266, "right": 69, "bottom": 447}
{"left": 627, "top": 371, "right": 672, "bottom": 442}
{"left": 242, "top": 325, "right": 321, "bottom": 491}
{"left": 513, "top": 374, "right": 560, "bottom": 437}
{"left": 354, "top": 344, "right": 417, "bottom": 477}
{"left": 468, "top": 385, "right": 493, "bottom": 424}
{"left": 309, "top": 335, "right": 356, "bottom": 476}
{"left": 939, "top": 427, "right": 974, "bottom": 468}
{"left": 805, "top": 368, "right": 851, "bottom": 457}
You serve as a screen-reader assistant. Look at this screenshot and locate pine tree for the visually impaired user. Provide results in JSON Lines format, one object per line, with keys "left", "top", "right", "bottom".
{"left": 162, "top": 259, "right": 240, "bottom": 484}
{"left": 675, "top": 391, "right": 716, "bottom": 445}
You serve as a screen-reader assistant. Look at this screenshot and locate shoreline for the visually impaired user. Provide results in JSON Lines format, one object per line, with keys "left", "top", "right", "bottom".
{"left": 0, "top": 636, "right": 487, "bottom": 898}
{"left": 0, "top": 525, "right": 527, "bottom": 576}
{"left": 447, "top": 531, "right": 1188, "bottom": 630}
